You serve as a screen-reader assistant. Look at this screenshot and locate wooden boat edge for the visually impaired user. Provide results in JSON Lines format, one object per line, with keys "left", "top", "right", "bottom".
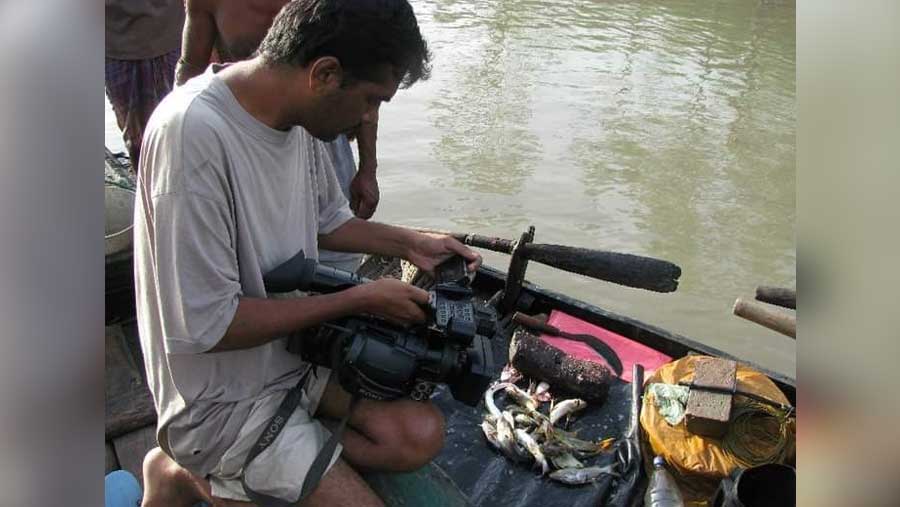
{"left": 473, "top": 264, "right": 796, "bottom": 401}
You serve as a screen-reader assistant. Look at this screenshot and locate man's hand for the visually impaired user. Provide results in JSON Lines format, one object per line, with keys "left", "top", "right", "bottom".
{"left": 406, "top": 233, "right": 483, "bottom": 275}
{"left": 319, "top": 223, "right": 482, "bottom": 276}
{"left": 349, "top": 169, "right": 379, "bottom": 219}
{"left": 352, "top": 278, "right": 430, "bottom": 324}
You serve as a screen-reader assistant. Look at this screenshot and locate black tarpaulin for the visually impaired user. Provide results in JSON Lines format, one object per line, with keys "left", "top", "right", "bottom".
{"left": 428, "top": 328, "right": 639, "bottom": 507}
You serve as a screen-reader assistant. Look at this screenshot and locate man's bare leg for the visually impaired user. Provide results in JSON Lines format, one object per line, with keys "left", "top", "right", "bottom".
{"left": 213, "top": 458, "right": 384, "bottom": 507}
{"left": 297, "top": 458, "right": 383, "bottom": 507}
{"left": 315, "top": 377, "right": 446, "bottom": 471}
{"left": 142, "top": 447, "right": 383, "bottom": 507}
{"left": 143, "top": 377, "right": 428, "bottom": 507}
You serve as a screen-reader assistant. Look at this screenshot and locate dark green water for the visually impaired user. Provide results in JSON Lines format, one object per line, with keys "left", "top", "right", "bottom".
{"left": 105, "top": 0, "right": 796, "bottom": 376}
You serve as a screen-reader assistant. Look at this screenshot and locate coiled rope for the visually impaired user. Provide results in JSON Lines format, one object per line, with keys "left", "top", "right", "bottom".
{"left": 722, "top": 399, "right": 795, "bottom": 468}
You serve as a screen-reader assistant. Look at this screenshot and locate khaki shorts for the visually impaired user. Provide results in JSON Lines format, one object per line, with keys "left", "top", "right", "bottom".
{"left": 207, "top": 366, "right": 342, "bottom": 503}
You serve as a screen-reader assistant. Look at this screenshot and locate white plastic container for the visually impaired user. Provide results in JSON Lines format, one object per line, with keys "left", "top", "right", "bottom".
{"left": 105, "top": 184, "right": 135, "bottom": 258}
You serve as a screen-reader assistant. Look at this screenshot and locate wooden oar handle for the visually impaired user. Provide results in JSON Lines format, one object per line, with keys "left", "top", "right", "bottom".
{"left": 755, "top": 286, "right": 796, "bottom": 309}
{"left": 733, "top": 298, "right": 796, "bottom": 339}
{"left": 461, "top": 234, "right": 515, "bottom": 253}
{"left": 512, "top": 312, "right": 561, "bottom": 336}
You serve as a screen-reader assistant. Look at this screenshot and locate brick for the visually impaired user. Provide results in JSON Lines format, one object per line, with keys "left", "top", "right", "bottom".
{"left": 685, "top": 358, "right": 737, "bottom": 438}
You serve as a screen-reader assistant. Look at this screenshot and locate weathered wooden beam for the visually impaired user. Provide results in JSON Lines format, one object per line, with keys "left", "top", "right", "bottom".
{"left": 106, "top": 325, "right": 157, "bottom": 439}
{"left": 733, "top": 298, "right": 796, "bottom": 339}
{"left": 106, "top": 441, "right": 120, "bottom": 474}
{"left": 755, "top": 286, "right": 796, "bottom": 310}
{"left": 509, "top": 330, "right": 613, "bottom": 403}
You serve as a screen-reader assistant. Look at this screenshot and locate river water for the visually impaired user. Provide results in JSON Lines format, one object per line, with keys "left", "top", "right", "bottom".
{"left": 105, "top": 0, "right": 796, "bottom": 377}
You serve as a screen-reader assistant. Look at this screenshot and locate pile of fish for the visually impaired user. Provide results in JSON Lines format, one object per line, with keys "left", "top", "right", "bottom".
{"left": 481, "top": 371, "right": 619, "bottom": 485}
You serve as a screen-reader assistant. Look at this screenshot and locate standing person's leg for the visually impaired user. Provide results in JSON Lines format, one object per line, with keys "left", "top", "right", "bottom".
{"left": 104, "top": 49, "right": 179, "bottom": 170}
{"left": 105, "top": 58, "right": 141, "bottom": 165}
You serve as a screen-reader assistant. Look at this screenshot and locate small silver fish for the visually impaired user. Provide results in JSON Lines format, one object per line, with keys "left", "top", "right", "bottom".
{"left": 504, "top": 384, "right": 551, "bottom": 426}
{"left": 495, "top": 413, "right": 517, "bottom": 452}
{"left": 497, "top": 412, "right": 532, "bottom": 462}
{"left": 548, "top": 464, "right": 620, "bottom": 485}
{"left": 484, "top": 382, "right": 513, "bottom": 420}
{"left": 540, "top": 439, "right": 571, "bottom": 457}
{"left": 531, "top": 418, "right": 556, "bottom": 443}
{"left": 505, "top": 383, "right": 540, "bottom": 412}
{"left": 514, "top": 428, "right": 550, "bottom": 475}
{"left": 549, "top": 398, "right": 587, "bottom": 426}
{"left": 500, "top": 364, "right": 523, "bottom": 384}
{"left": 502, "top": 410, "right": 517, "bottom": 428}
{"left": 514, "top": 413, "right": 537, "bottom": 428}
{"left": 481, "top": 420, "right": 502, "bottom": 450}
{"left": 548, "top": 432, "right": 614, "bottom": 456}
{"left": 534, "top": 381, "right": 552, "bottom": 403}
{"left": 549, "top": 452, "right": 584, "bottom": 470}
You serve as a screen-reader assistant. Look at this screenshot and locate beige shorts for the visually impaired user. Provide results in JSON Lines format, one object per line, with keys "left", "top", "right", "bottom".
{"left": 207, "top": 366, "right": 342, "bottom": 503}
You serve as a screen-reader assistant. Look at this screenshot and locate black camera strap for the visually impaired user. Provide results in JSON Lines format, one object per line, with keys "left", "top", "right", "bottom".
{"left": 240, "top": 365, "right": 360, "bottom": 506}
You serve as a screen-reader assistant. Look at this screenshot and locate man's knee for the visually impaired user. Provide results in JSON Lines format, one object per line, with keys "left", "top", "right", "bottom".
{"left": 393, "top": 402, "right": 445, "bottom": 470}
{"left": 352, "top": 399, "right": 446, "bottom": 471}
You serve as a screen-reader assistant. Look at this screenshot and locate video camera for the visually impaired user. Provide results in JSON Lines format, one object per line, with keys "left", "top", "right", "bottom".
{"left": 262, "top": 251, "right": 496, "bottom": 406}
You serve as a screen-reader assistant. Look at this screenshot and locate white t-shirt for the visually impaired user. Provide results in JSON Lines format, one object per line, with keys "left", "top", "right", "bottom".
{"left": 133, "top": 64, "right": 353, "bottom": 475}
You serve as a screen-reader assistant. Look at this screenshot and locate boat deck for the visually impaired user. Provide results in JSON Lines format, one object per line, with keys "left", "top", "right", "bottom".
{"left": 103, "top": 206, "right": 795, "bottom": 504}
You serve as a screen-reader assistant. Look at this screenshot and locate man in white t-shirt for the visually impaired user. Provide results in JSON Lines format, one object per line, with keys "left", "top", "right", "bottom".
{"left": 133, "top": 2, "right": 481, "bottom": 506}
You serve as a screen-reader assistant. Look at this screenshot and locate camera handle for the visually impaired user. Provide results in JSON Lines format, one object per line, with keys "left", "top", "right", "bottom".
{"left": 267, "top": 251, "right": 443, "bottom": 324}
{"left": 263, "top": 250, "right": 372, "bottom": 294}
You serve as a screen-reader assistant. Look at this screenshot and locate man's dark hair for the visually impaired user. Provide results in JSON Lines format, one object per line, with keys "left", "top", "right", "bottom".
{"left": 258, "top": 0, "right": 431, "bottom": 88}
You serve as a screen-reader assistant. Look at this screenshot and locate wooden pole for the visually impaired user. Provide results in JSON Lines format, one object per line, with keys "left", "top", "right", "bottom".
{"left": 755, "top": 286, "right": 796, "bottom": 309}
{"left": 733, "top": 298, "right": 796, "bottom": 339}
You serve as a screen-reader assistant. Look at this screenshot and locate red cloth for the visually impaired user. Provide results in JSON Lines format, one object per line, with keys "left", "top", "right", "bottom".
{"left": 539, "top": 310, "right": 672, "bottom": 383}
